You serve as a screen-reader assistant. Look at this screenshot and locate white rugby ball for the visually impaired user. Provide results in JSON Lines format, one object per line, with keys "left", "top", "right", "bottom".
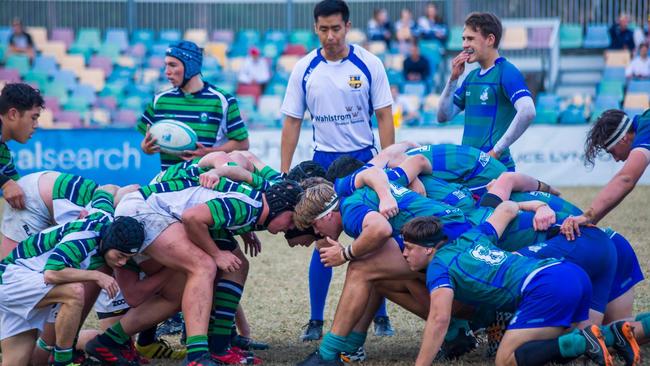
{"left": 150, "top": 119, "right": 197, "bottom": 155}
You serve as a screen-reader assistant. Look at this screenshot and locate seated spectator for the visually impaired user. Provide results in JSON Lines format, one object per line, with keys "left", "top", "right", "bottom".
{"left": 8, "top": 17, "right": 34, "bottom": 60}
{"left": 367, "top": 8, "right": 392, "bottom": 47}
{"left": 237, "top": 47, "right": 271, "bottom": 87}
{"left": 390, "top": 84, "right": 419, "bottom": 128}
{"left": 633, "top": 14, "right": 650, "bottom": 50}
{"left": 417, "top": 3, "right": 448, "bottom": 45}
{"left": 609, "top": 13, "right": 635, "bottom": 51}
{"left": 395, "top": 8, "right": 418, "bottom": 54}
{"left": 403, "top": 42, "right": 431, "bottom": 82}
{"left": 626, "top": 42, "right": 650, "bottom": 79}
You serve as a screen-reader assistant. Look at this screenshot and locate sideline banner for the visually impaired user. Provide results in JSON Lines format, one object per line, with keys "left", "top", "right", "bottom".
{"left": 7, "top": 126, "right": 649, "bottom": 186}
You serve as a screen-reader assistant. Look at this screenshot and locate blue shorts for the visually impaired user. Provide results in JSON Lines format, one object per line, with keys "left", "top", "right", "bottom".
{"left": 394, "top": 235, "right": 405, "bottom": 251}
{"left": 518, "top": 227, "right": 616, "bottom": 313}
{"left": 607, "top": 231, "right": 644, "bottom": 301}
{"left": 508, "top": 262, "right": 591, "bottom": 329}
{"left": 312, "top": 146, "right": 376, "bottom": 171}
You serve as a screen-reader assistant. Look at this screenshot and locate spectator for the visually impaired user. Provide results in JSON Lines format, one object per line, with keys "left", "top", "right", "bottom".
{"left": 391, "top": 84, "right": 419, "bottom": 128}
{"left": 626, "top": 42, "right": 650, "bottom": 79}
{"left": 633, "top": 14, "right": 650, "bottom": 50}
{"left": 367, "top": 8, "right": 392, "bottom": 46}
{"left": 7, "top": 18, "right": 34, "bottom": 60}
{"left": 417, "top": 3, "right": 448, "bottom": 45}
{"left": 237, "top": 46, "right": 271, "bottom": 87}
{"left": 395, "top": 8, "right": 418, "bottom": 53}
{"left": 403, "top": 41, "right": 431, "bottom": 82}
{"left": 609, "top": 13, "right": 635, "bottom": 51}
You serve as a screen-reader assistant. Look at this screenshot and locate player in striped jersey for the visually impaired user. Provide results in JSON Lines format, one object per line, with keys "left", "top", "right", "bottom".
{"left": 137, "top": 41, "right": 250, "bottom": 171}
{"left": 0, "top": 171, "right": 99, "bottom": 259}
{"left": 0, "top": 83, "right": 44, "bottom": 210}
{"left": 0, "top": 188, "right": 145, "bottom": 366}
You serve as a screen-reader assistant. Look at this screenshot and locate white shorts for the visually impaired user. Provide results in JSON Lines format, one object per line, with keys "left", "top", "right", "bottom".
{"left": 1, "top": 171, "right": 52, "bottom": 242}
{"left": 0, "top": 268, "right": 54, "bottom": 340}
{"left": 94, "top": 289, "right": 129, "bottom": 319}
{"left": 115, "top": 192, "right": 178, "bottom": 253}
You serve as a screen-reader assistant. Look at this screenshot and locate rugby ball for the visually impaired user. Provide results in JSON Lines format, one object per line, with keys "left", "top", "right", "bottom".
{"left": 149, "top": 119, "right": 197, "bottom": 155}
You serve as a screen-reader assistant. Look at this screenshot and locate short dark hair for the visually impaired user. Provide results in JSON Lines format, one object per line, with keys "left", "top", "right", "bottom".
{"left": 401, "top": 216, "right": 445, "bottom": 245}
{"left": 464, "top": 12, "right": 503, "bottom": 48}
{"left": 325, "top": 155, "right": 365, "bottom": 182}
{"left": 584, "top": 109, "right": 631, "bottom": 167}
{"left": 0, "top": 83, "right": 44, "bottom": 115}
{"left": 314, "top": 0, "right": 350, "bottom": 23}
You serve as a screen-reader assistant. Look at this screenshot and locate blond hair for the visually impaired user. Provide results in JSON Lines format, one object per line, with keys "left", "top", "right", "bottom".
{"left": 294, "top": 183, "right": 337, "bottom": 230}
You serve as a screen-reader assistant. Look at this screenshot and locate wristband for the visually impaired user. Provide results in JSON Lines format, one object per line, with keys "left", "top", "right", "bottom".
{"left": 341, "top": 248, "right": 350, "bottom": 262}
{"left": 537, "top": 180, "right": 551, "bottom": 193}
{"left": 0, "top": 174, "right": 10, "bottom": 187}
{"left": 479, "top": 193, "right": 503, "bottom": 208}
{"left": 345, "top": 245, "right": 356, "bottom": 261}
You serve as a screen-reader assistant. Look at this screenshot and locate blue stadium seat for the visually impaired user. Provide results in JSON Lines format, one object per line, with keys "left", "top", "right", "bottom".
{"left": 447, "top": 26, "right": 464, "bottom": 51}
{"left": 236, "top": 29, "right": 261, "bottom": 47}
{"left": 583, "top": 24, "right": 610, "bottom": 48}
{"left": 132, "top": 29, "right": 154, "bottom": 47}
{"left": 105, "top": 28, "right": 129, "bottom": 52}
{"left": 536, "top": 93, "right": 561, "bottom": 111}
{"left": 402, "top": 82, "right": 427, "bottom": 98}
{"left": 598, "top": 81, "right": 625, "bottom": 101}
{"left": 52, "top": 69, "right": 77, "bottom": 91}
{"left": 264, "top": 30, "right": 286, "bottom": 44}
{"left": 71, "top": 84, "right": 97, "bottom": 105}
{"left": 71, "top": 28, "right": 101, "bottom": 53}
{"left": 534, "top": 110, "right": 559, "bottom": 124}
{"left": 559, "top": 106, "right": 586, "bottom": 124}
{"left": 33, "top": 55, "right": 58, "bottom": 76}
{"left": 593, "top": 95, "right": 621, "bottom": 110}
{"left": 159, "top": 29, "right": 182, "bottom": 44}
{"left": 0, "top": 27, "right": 11, "bottom": 44}
{"left": 628, "top": 80, "right": 650, "bottom": 93}
{"left": 559, "top": 24, "right": 583, "bottom": 49}
{"left": 602, "top": 67, "right": 626, "bottom": 81}
{"left": 5, "top": 54, "right": 30, "bottom": 75}
{"left": 23, "top": 70, "right": 49, "bottom": 89}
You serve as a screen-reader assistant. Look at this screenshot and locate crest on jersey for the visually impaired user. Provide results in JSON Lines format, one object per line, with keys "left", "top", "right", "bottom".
{"left": 200, "top": 112, "right": 208, "bottom": 122}
{"left": 470, "top": 243, "right": 506, "bottom": 265}
{"left": 480, "top": 87, "right": 489, "bottom": 103}
{"left": 348, "top": 75, "right": 362, "bottom": 89}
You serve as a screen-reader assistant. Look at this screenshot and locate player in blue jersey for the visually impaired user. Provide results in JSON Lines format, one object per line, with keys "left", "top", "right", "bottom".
{"left": 437, "top": 13, "right": 535, "bottom": 170}
{"left": 561, "top": 109, "right": 650, "bottom": 238}
{"left": 280, "top": 0, "right": 396, "bottom": 340}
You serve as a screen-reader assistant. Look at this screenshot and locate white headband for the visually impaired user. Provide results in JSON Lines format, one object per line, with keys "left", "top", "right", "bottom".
{"left": 314, "top": 195, "right": 339, "bottom": 220}
{"left": 604, "top": 115, "right": 632, "bottom": 151}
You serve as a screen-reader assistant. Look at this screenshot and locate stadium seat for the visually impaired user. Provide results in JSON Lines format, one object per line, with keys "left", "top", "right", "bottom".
{"left": 528, "top": 26, "right": 553, "bottom": 49}
{"left": 90, "top": 107, "right": 112, "bottom": 126}
{"left": 263, "top": 81, "right": 286, "bottom": 96}
{"left": 420, "top": 41, "right": 442, "bottom": 67}
{"left": 184, "top": 29, "right": 208, "bottom": 46}
{"left": 284, "top": 44, "right": 307, "bottom": 56}
{"left": 42, "top": 82, "right": 69, "bottom": 104}
{"left": 44, "top": 96, "right": 61, "bottom": 114}
{"left": 159, "top": 29, "right": 182, "bottom": 44}
{"left": 534, "top": 109, "right": 559, "bottom": 124}
{"left": 63, "top": 96, "right": 91, "bottom": 113}
{"left": 211, "top": 29, "right": 234, "bottom": 43}
{"left": 501, "top": 26, "right": 527, "bottom": 50}
{"left": 559, "top": 24, "right": 583, "bottom": 49}
{"left": 236, "top": 29, "right": 261, "bottom": 47}
{"left": 400, "top": 95, "right": 422, "bottom": 113}
{"left": 78, "top": 68, "right": 105, "bottom": 92}
{"left": 447, "top": 26, "right": 464, "bottom": 51}
{"left": 0, "top": 68, "right": 21, "bottom": 82}
{"left": 51, "top": 28, "right": 74, "bottom": 49}
{"left": 97, "top": 43, "right": 122, "bottom": 61}
{"left": 89, "top": 55, "right": 113, "bottom": 76}
{"left": 59, "top": 55, "right": 86, "bottom": 75}
{"left": 277, "top": 55, "right": 300, "bottom": 74}
{"left": 593, "top": 94, "right": 621, "bottom": 109}
{"left": 132, "top": 29, "right": 155, "bottom": 47}
{"left": 116, "top": 56, "right": 136, "bottom": 68}
{"left": 236, "top": 83, "right": 262, "bottom": 102}
{"left": 51, "top": 70, "right": 77, "bottom": 91}
{"left": 26, "top": 26, "right": 48, "bottom": 51}
{"left": 122, "top": 95, "right": 145, "bottom": 110}
{"left": 264, "top": 30, "right": 286, "bottom": 44}
{"left": 0, "top": 45, "right": 5, "bottom": 64}
{"left": 384, "top": 54, "right": 405, "bottom": 72}
{"left": 258, "top": 95, "right": 283, "bottom": 122}
{"left": 0, "top": 27, "right": 11, "bottom": 44}
{"left": 227, "top": 57, "right": 245, "bottom": 73}
{"left": 39, "top": 109, "right": 54, "bottom": 128}
{"left": 559, "top": 106, "right": 587, "bottom": 124}
{"left": 346, "top": 28, "right": 367, "bottom": 44}
{"left": 96, "top": 95, "right": 118, "bottom": 110}
{"left": 127, "top": 43, "right": 147, "bottom": 59}
{"left": 597, "top": 81, "right": 625, "bottom": 101}
{"left": 23, "top": 70, "right": 49, "bottom": 88}
{"left": 113, "top": 109, "right": 139, "bottom": 127}
{"left": 623, "top": 93, "right": 650, "bottom": 110}
{"left": 54, "top": 110, "right": 83, "bottom": 128}
{"left": 5, "top": 54, "right": 30, "bottom": 75}
{"left": 33, "top": 55, "right": 58, "bottom": 76}
{"left": 604, "top": 50, "right": 631, "bottom": 67}
{"left": 205, "top": 42, "right": 228, "bottom": 67}
{"left": 39, "top": 41, "right": 67, "bottom": 63}
{"left": 583, "top": 24, "right": 610, "bottom": 48}
{"left": 289, "top": 30, "right": 314, "bottom": 49}
{"left": 402, "top": 82, "right": 427, "bottom": 98}
{"left": 71, "top": 83, "right": 97, "bottom": 105}
{"left": 149, "top": 43, "right": 169, "bottom": 57}
{"left": 627, "top": 80, "right": 650, "bottom": 93}
{"left": 71, "top": 28, "right": 101, "bottom": 53}
{"left": 367, "top": 41, "right": 387, "bottom": 56}
{"left": 602, "top": 67, "right": 626, "bottom": 81}
{"left": 387, "top": 68, "right": 404, "bottom": 86}
{"left": 536, "top": 94, "right": 561, "bottom": 111}
{"left": 105, "top": 28, "right": 129, "bottom": 52}
{"left": 147, "top": 55, "right": 165, "bottom": 69}
{"left": 261, "top": 42, "right": 282, "bottom": 59}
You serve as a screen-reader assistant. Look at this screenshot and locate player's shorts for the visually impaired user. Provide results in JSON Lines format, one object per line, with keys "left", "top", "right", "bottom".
{"left": 115, "top": 191, "right": 177, "bottom": 253}
{"left": 508, "top": 262, "right": 591, "bottom": 330}
{"left": 604, "top": 229, "right": 644, "bottom": 301}
{"left": 1, "top": 171, "right": 52, "bottom": 242}
{"left": 94, "top": 289, "right": 129, "bottom": 319}
{"left": 215, "top": 236, "right": 238, "bottom": 252}
{"left": 463, "top": 157, "right": 508, "bottom": 197}
{"left": 312, "top": 146, "right": 376, "bottom": 171}
{"left": 0, "top": 267, "right": 55, "bottom": 339}
{"left": 518, "top": 227, "right": 616, "bottom": 313}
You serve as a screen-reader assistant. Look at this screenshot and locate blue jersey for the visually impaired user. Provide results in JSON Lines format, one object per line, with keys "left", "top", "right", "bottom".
{"left": 631, "top": 109, "right": 650, "bottom": 152}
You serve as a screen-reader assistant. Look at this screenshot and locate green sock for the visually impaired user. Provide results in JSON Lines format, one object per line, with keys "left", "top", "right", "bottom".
{"left": 346, "top": 331, "right": 367, "bottom": 351}
{"left": 53, "top": 346, "right": 73, "bottom": 365}
{"left": 639, "top": 316, "right": 650, "bottom": 338}
{"left": 601, "top": 325, "right": 615, "bottom": 346}
{"left": 208, "top": 280, "right": 243, "bottom": 355}
{"left": 557, "top": 329, "right": 586, "bottom": 358}
{"left": 635, "top": 312, "right": 650, "bottom": 321}
{"left": 319, "top": 333, "right": 348, "bottom": 361}
{"left": 186, "top": 335, "right": 209, "bottom": 361}
{"left": 105, "top": 321, "right": 130, "bottom": 345}
{"left": 445, "top": 318, "right": 470, "bottom": 342}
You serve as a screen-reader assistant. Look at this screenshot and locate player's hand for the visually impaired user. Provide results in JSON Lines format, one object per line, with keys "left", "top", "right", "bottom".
{"left": 141, "top": 128, "right": 160, "bottom": 155}
{"left": 199, "top": 169, "right": 221, "bottom": 189}
{"left": 450, "top": 52, "right": 470, "bottom": 80}
{"left": 181, "top": 142, "right": 210, "bottom": 161}
{"left": 560, "top": 215, "right": 587, "bottom": 241}
{"left": 533, "top": 204, "right": 556, "bottom": 231}
{"left": 241, "top": 232, "right": 262, "bottom": 257}
{"left": 2, "top": 180, "right": 26, "bottom": 210}
{"left": 319, "top": 237, "right": 345, "bottom": 267}
{"left": 409, "top": 177, "right": 426, "bottom": 196}
{"left": 378, "top": 195, "right": 399, "bottom": 219}
{"left": 487, "top": 149, "right": 501, "bottom": 159}
{"left": 213, "top": 250, "right": 242, "bottom": 272}
{"left": 95, "top": 272, "right": 120, "bottom": 299}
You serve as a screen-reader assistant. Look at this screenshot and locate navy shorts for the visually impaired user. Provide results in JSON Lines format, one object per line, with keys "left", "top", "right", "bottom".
{"left": 607, "top": 230, "right": 644, "bottom": 301}
{"left": 508, "top": 262, "right": 591, "bottom": 329}
{"left": 518, "top": 227, "right": 616, "bottom": 313}
{"left": 312, "top": 146, "right": 376, "bottom": 171}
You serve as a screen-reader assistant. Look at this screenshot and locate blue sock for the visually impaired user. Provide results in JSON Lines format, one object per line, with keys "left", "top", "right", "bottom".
{"left": 374, "top": 298, "right": 388, "bottom": 318}
{"left": 309, "top": 248, "right": 332, "bottom": 321}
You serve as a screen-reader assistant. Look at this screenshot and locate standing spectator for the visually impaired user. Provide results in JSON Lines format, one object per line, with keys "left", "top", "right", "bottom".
{"left": 367, "top": 8, "right": 393, "bottom": 47}
{"left": 626, "top": 42, "right": 650, "bottom": 79}
{"left": 609, "top": 13, "right": 635, "bottom": 51}
{"left": 417, "top": 3, "right": 448, "bottom": 45}
{"left": 395, "top": 8, "right": 418, "bottom": 53}
{"left": 403, "top": 41, "right": 431, "bottom": 82}
{"left": 237, "top": 46, "right": 271, "bottom": 88}
{"left": 7, "top": 18, "right": 35, "bottom": 60}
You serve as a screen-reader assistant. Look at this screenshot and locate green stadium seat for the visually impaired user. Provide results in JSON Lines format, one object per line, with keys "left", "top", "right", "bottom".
{"left": 447, "top": 26, "right": 464, "bottom": 51}
{"left": 289, "top": 30, "right": 315, "bottom": 49}
{"left": 23, "top": 70, "right": 50, "bottom": 88}
{"left": 132, "top": 29, "right": 154, "bottom": 47}
{"left": 236, "top": 29, "right": 260, "bottom": 47}
{"left": 97, "top": 43, "right": 122, "bottom": 61}
{"left": 598, "top": 81, "right": 624, "bottom": 101}
{"left": 159, "top": 29, "right": 182, "bottom": 44}
{"left": 5, "top": 54, "right": 30, "bottom": 75}
{"left": 42, "top": 82, "right": 69, "bottom": 105}
{"left": 72, "top": 28, "right": 101, "bottom": 53}
{"left": 263, "top": 81, "right": 286, "bottom": 96}
{"left": 534, "top": 109, "right": 559, "bottom": 124}
{"left": 63, "top": 97, "right": 90, "bottom": 113}
{"left": 559, "top": 106, "right": 586, "bottom": 124}
{"left": 122, "top": 95, "right": 144, "bottom": 110}
{"left": 559, "top": 24, "right": 583, "bottom": 49}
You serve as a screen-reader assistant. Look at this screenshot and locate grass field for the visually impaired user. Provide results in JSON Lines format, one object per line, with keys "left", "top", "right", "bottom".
{"left": 2, "top": 186, "right": 650, "bottom": 365}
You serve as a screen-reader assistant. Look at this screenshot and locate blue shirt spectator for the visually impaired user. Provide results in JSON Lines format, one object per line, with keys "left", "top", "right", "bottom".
{"left": 610, "top": 13, "right": 636, "bottom": 51}
{"left": 417, "top": 3, "right": 448, "bottom": 45}
{"left": 367, "top": 8, "right": 392, "bottom": 47}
